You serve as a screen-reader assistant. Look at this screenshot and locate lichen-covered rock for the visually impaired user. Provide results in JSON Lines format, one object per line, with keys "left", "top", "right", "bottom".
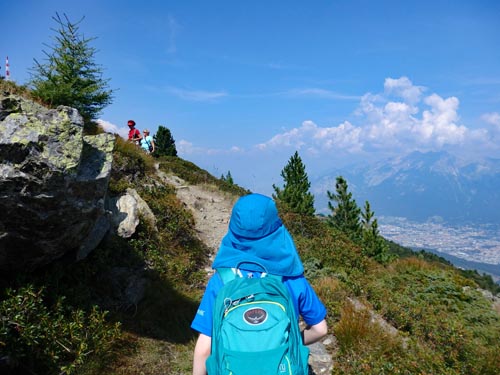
{"left": 0, "top": 91, "right": 115, "bottom": 273}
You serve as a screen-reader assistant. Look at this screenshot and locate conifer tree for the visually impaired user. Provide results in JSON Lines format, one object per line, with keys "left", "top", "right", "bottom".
{"left": 225, "top": 171, "right": 234, "bottom": 185}
{"left": 220, "top": 171, "right": 234, "bottom": 185}
{"left": 153, "top": 125, "right": 177, "bottom": 157}
{"left": 273, "top": 151, "right": 315, "bottom": 216}
{"left": 30, "top": 13, "right": 113, "bottom": 133}
{"left": 327, "top": 176, "right": 361, "bottom": 240}
{"left": 361, "top": 201, "right": 390, "bottom": 262}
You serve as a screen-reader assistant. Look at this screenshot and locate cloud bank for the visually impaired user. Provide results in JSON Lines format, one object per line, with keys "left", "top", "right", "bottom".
{"left": 255, "top": 76, "right": 498, "bottom": 160}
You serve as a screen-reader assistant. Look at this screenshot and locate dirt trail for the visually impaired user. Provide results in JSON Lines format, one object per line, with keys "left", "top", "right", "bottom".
{"left": 157, "top": 171, "right": 236, "bottom": 269}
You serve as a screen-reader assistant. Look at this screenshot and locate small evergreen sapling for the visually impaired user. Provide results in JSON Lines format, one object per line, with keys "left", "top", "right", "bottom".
{"left": 273, "top": 151, "right": 315, "bottom": 216}
{"left": 221, "top": 171, "right": 234, "bottom": 185}
{"left": 29, "top": 13, "right": 113, "bottom": 133}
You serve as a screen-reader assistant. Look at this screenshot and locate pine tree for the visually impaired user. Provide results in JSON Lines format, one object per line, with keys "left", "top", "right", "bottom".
{"left": 361, "top": 200, "right": 375, "bottom": 233}
{"left": 220, "top": 171, "right": 234, "bottom": 185}
{"left": 153, "top": 125, "right": 177, "bottom": 157}
{"left": 273, "top": 151, "right": 315, "bottom": 216}
{"left": 361, "top": 201, "right": 391, "bottom": 263}
{"left": 327, "top": 176, "right": 361, "bottom": 240}
{"left": 30, "top": 13, "right": 113, "bottom": 133}
{"left": 225, "top": 171, "right": 234, "bottom": 185}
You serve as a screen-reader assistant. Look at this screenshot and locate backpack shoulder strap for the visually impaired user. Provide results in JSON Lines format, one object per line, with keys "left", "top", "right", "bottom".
{"left": 216, "top": 267, "right": 242, "bottom": 284}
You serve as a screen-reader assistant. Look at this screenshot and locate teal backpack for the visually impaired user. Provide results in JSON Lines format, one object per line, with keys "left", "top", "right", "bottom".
{"left": 206, "top": 265, "right": 310, "bottom": 375}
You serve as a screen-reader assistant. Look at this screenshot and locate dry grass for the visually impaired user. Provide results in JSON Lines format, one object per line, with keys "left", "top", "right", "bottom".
{"left": 389, "top": 257, "right": 435, "bottom": 273}
{"left": 334, "top": 299, "right": 405, "bottom": 361}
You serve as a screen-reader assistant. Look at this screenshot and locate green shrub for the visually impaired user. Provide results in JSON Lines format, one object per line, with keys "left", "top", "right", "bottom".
{"left": 0, "top": 285, "right": 121, "bottom": 374}
{"left": 365, "top": 258, "right": 500, "bottom": 374}
{"left": 110, "top": 136, "right": 155, "bottom": 184}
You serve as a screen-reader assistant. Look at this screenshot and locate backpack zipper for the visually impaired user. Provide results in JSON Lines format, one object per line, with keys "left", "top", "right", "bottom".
{"left": 224, "top": 300, "right": 286, "bottom": 316}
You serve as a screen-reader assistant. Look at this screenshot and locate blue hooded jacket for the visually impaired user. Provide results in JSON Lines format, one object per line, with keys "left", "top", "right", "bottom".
{"left": 212, "top": 193, "right": 304, "bottom": 276}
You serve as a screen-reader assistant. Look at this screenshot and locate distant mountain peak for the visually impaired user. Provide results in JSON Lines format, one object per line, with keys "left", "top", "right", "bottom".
{"left": 313, "top": 150, "right": 500, "bottom": 224}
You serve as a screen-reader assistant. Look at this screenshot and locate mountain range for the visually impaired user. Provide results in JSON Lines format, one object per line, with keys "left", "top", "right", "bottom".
{"left": 313, "top": 151, "right": 500, "bottom": 225}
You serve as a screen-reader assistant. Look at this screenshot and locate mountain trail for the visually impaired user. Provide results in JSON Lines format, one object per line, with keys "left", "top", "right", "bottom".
{"left": 156, "top": 170, "right": 236, "bottom": 270}
{"left": 157, "top": 168, "right": 335, "bottom": 375}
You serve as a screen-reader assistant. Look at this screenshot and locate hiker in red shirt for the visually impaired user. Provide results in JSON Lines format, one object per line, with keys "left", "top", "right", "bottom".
{"left": 127, "top": 120, "right": 142, "bottom": 145}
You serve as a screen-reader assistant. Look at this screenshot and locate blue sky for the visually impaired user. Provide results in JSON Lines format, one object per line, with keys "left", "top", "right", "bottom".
{"left": 3, "top": 0, "right": 500, "bottom": 194}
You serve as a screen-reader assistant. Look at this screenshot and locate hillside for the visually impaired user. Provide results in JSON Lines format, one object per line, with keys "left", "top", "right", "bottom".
{"left": 1, "top": 83, "right": 500, "bottom": 374}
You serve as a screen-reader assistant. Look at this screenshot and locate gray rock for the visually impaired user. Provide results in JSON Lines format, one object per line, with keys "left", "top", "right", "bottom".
{"left": 109, "top": 192, "right": 140, "bottom": 238}
{"left": 0, "top": 92, "right": 115, "bottom": 273}
{"left": 108, "top": 188, "right": 157, "bottom": 238}
{"left": 308, "top": 335, "right": 335, "bottom": 375}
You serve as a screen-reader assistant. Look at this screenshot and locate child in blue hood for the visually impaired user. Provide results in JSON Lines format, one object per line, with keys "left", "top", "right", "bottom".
{"left": 191, "top": 194, "right": 327, "bottom": 375}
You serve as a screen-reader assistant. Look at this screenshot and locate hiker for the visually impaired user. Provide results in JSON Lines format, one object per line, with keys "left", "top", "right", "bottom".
{"left": 127, "top": 120, "right": 142, "bottom": 145}
{"left": 140, "top": 129, "right": 155, "bottom": 153}
{"left": 191, "top": 193, "right": 328, "bottom": 375}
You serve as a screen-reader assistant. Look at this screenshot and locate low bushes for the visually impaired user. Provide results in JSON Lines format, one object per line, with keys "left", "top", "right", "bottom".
{"left": 0, "top": 285, "right": 121, "bottom": 374}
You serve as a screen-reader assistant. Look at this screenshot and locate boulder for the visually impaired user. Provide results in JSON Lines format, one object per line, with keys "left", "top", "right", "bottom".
{"left": 0, "top": 91, "right": 115, "bottom": 273}
{"left": 108, "top": 188, "right": 157, "bottom": 238}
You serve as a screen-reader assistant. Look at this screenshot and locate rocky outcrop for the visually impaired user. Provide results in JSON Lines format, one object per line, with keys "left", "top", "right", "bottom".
{"left": 0, "top": 91, "right": 115, "bottom": 273}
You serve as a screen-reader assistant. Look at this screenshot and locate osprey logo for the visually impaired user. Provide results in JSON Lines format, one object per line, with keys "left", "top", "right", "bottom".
{"left": 243, "top": 307, "right": 267, "bottom": 325}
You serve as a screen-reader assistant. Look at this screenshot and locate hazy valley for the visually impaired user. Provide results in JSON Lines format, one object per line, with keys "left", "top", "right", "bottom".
{"left": 378, "top": 217, "right": 500, "bottom": 282}
{"left": 312, "top": 150, "right": 500, "bottom": 281}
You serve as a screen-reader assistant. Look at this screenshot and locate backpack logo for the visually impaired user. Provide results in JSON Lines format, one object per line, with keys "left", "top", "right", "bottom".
{"left": 243, "top": 307, "right": 267, "bottom": 325}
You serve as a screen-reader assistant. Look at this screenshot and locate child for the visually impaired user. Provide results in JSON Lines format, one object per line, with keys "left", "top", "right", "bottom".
{"left": 191, "top": 193, "right": 327, "bottom": 375}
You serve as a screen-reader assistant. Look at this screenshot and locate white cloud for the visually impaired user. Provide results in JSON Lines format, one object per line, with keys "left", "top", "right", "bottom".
{"left": 313, "top": 121, "right": 363, "bottom": 152}
{"left": 168, "top": 86, "right": 227, "bottom": 101}
{"left": 257, "top": 120, "right": 363, "bottom": 153}
{"left": 418, "top": 94, "right": 466, "bottom": 147}
{"left": 257, "top": 123, "right": 308, "bottom": 150}
{"left": 482, "top": 112, "right": 500, "bottom": 128}
{"left": 384, "top": 76, "right": 425, "bottom": 104}
{"left": 96, "top": 119, "right": 128, "bottom": 139}
{"left": 480, "top": 112, "right": 500, "bottom": 145}
{"left": 177, "top": 139, "right": 197, "bottom": 154}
